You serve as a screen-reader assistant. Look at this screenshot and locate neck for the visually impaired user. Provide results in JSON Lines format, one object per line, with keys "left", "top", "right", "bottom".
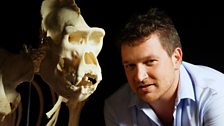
{"left": 150, "top": 72, "right": 179, "bottom": 125}
{"left": 150, "top": 93, "right": 176, "bottom": 125}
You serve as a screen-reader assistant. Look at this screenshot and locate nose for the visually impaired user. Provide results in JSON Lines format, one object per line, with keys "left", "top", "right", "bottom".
{"left": 134, "top": 64, "right": 148, "bottom": 83}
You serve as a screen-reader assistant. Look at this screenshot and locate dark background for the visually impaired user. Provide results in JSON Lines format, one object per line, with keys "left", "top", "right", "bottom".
{"left": 1, "top": 0, "right": 223, "bottom": 125}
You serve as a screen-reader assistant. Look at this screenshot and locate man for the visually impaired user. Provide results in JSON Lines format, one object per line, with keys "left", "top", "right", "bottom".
{"left": 104, "top": 8, "right": 224, "bottom": 126}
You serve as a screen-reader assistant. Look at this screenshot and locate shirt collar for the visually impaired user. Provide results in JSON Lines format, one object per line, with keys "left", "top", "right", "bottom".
{"left": 176, "top": 63, "right": 195, "bottom": 104}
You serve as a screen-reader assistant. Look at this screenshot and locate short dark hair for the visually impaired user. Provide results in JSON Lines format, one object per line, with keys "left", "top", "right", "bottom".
{"left": 117, "top": 8, "right": 182, "bottom": 56}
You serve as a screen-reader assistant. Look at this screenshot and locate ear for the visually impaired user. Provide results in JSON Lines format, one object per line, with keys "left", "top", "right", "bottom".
{"left": 172, "top": 47, "right": 182, "bottom": 69}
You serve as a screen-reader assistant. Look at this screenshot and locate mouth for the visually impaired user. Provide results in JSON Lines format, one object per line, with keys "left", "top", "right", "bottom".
{"left": 68, "top": 72, "right": 98, "bottom": 95}
{"left": 138, "top": 83, "right": 154, "bottom": 88}
{"left": 56, "top": 59, "right": 98, "bottom": 95}
{"left": 137, "top": 84, "right": 155, "bottom": 92}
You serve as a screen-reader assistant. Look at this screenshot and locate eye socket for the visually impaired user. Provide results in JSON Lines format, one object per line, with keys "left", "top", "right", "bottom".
{"left": 68, "top": 30, "right": 104, "bottom": 45}
{"left": 89, "top": 31, "right": 105, "bottom": 44}
{"left": 68, "top": 31, "right": 87, "bottom": 44}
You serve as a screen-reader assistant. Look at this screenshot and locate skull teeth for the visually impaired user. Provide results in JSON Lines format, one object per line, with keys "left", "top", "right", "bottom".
{"left": 81, "top": 85, "right": 95, "bottom": 95}
{"left": 65, "top": 72, "right": 77, "bottom": 85}
{"left": 84, "top": 73, "right": 97, "bottom": 84}
{"left": 56, "top": 55, "right": 99, "bottom": 96}
{"left": 65, "top": 71, "right": 97, "bottom": 93}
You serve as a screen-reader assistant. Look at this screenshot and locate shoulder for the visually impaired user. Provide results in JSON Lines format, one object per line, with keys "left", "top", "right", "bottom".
{"left": 180, "top": 62, "right": 224, "bottom": 121}
{"left": 182, "top": 61, "right": 224, "bottom": 92}
{"left": 104, "top": 83, "right": 132, "bottom": 106}
{"left": 104, "top": 84, "right": 136, "bottom": 124}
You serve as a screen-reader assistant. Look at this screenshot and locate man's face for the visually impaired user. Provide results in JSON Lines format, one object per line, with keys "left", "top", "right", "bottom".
{"left": 121, "top": 34, "right": 182, "bottom": 103}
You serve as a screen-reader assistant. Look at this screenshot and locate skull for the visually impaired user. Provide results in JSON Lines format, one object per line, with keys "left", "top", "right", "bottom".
{"left": 39, "top": 0, "right": 105, "bottom": 101}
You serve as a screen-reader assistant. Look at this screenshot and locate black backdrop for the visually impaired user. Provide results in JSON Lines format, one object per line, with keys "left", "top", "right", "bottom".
{"left": 1, "top": 0, "right": 223, "bottom": 125}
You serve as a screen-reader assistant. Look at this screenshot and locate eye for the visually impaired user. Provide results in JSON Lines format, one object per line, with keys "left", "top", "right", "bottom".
{"left": 145, "top": 59, "right": 157, "bottom": 66}
{"left": 123, "top": 64, "right": 136, "bottom": 70}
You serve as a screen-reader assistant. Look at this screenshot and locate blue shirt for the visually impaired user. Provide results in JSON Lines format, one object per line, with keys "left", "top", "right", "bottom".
{"left": 104, "top": 61, "right": 224, "bottom": 126}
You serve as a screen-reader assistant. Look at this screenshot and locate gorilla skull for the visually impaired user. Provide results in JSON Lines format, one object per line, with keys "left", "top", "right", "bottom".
{"left": 39, "top": 0, "right": 105, "bottom": 101}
